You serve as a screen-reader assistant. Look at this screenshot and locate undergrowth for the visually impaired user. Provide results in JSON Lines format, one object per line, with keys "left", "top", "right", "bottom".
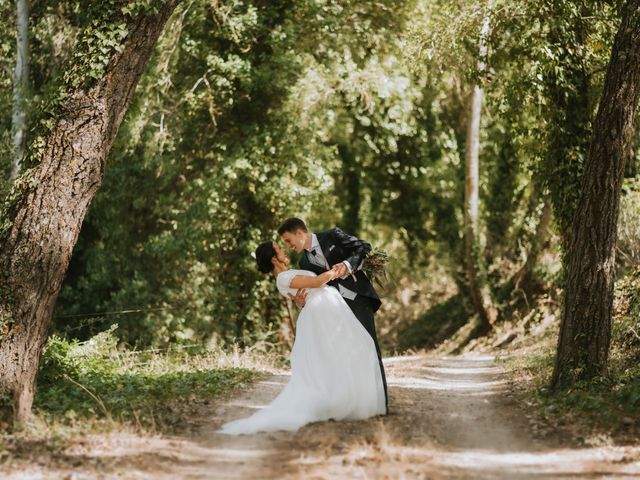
{"left": 502, "top": 267, "right": 640, "bottom": 443}
{"left": 1, "top": 324, "right": 283, "bottom": 446}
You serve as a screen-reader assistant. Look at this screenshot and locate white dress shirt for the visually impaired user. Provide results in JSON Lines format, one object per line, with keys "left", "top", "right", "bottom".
{"left": 306, "top": 233, "right": 330, "bottom": 269}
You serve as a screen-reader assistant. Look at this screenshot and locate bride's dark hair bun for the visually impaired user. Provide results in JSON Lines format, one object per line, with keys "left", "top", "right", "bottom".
{"left": 255, "top": 241, "right": 277, "bottom": 274}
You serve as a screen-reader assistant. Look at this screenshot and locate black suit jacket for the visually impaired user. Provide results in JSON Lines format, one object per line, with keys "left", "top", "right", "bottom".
{"left": 298, "top": 227, "right": 382, "bottom": 312}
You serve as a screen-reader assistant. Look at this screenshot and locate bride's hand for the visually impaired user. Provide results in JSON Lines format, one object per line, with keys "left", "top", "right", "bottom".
{"left": 330, "top": 265, "right": 342, "bottom": 277}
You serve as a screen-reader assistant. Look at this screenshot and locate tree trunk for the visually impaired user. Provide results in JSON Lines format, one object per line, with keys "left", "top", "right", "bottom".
{"left": 0, "top": 0, "right": 182, "bottom": 425}
{"left": 463, "top": 0, "right": 494, "bottom": 332}
{"left": 551, "top": 0, "right": 640, "bottom": 388}
{"left": 10, "top": 0, "right": 29, "bottom": 181}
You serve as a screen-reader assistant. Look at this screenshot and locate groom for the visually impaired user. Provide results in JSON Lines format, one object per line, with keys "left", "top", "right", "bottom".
{"left": 277, "top": 217, "right": 388, "bottom": 414}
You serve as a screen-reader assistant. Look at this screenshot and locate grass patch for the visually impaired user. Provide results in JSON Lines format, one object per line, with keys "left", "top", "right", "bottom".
{"left": 0, "top": 326, "right": 284, "bottom": 468}
{"left": 27, "top": 325, "right": 274, "bottom": 434}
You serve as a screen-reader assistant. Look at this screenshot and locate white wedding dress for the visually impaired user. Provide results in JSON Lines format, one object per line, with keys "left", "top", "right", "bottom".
{"left": 219, "top": 269, "right": 386, "bottom": 435}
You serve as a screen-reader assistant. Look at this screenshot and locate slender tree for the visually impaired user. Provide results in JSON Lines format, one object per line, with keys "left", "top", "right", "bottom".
{"left": 10, "top": 0, "right": 29, "bottom": 181}
{"left": 463, "top": 0, "right": 494, "bottom": 331}
{"left": 551, "top": 0, "right": 640, "bottom": 388}
{"left": 0, "top": 0, "right": 182, "bottom": 425}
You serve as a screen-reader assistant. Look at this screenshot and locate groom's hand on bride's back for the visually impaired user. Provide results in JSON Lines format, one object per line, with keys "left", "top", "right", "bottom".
{"left": 289, "top": 288, "right": 308, "bottom": 308}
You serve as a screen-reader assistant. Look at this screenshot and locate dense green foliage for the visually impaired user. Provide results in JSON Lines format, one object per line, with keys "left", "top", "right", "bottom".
{"left": 0, "top": 0, "right": 638, "bottom": 353}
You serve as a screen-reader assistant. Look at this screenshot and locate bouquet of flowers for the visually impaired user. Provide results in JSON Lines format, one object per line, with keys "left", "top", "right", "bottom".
{"left": 362, "top": 248, "right": 393, "bottom": 287}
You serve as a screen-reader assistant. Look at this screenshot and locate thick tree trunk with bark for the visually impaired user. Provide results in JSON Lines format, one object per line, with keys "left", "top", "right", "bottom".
{"left": 0, "top": 0, "right": 182, "bottom": 425}
{"left": 10, "top": 0, "right": 29, "bottom": 181}
{"left": 551, "top": 0, "right": 640, "bottom": 388}
{"left": 463, "top": 0, "right": 494, "bottom": 333}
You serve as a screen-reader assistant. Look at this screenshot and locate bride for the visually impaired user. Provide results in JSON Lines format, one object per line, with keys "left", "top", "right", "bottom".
{"left": 218, "top": 241, "right": 386, "bottom": 435}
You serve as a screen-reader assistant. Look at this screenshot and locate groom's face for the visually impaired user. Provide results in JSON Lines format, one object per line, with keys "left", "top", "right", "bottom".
{"left": 280, "top": 229, "right": 306, "bottom": 253}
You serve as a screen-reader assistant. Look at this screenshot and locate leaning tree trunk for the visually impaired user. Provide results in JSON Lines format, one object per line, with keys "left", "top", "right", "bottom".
{"left": 0, "top": 0, "right": 182, "bottom": 425}
{"left": 463, "top": 0, "right": 494, "bottom": 333}
{"left": 10, "top": 0, "right": 30, "bottom": 181}
{"left": 550, "top": 0, "right": 640, "bottom": 389}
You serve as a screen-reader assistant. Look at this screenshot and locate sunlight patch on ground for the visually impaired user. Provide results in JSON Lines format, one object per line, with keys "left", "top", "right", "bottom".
{"left": 430, "top": 446, "right": 640, "bottom": 478}
{"left": 388, "top": 375, "right": 508, "bottom": 391}
{"left": 204, "top": 447, "right": 282, "bottom": 459}
{"left": 426, "top": 365, "right": 500, "bottom": 375}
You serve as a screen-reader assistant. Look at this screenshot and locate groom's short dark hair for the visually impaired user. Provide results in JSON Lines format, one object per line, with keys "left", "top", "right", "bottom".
{"left": 277, "top": 217, "right": 308, "bottom": 235}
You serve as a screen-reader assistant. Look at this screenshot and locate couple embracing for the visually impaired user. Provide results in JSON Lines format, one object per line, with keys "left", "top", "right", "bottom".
{"left": 219, "top": 218, "right": 388, "bottom": 435}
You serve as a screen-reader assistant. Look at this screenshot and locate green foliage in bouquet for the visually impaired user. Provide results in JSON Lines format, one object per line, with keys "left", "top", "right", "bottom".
{"left": 362, "top": 248, "right": 394, "bottom": 288}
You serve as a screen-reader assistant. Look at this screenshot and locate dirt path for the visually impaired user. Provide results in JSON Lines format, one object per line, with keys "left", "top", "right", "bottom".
{"left": 7, "top": 353, "right": 640, "bottom": 479}
{"left": 183, "top": 353, "right": 640, "bottom": 479}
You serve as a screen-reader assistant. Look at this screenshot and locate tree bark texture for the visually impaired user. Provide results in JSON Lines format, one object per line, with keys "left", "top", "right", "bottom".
{"left": 0, "top": 0, "right": 182, "bottom": 424}
{"left": 551, "top": 0, "right": 640, "bottom": 388}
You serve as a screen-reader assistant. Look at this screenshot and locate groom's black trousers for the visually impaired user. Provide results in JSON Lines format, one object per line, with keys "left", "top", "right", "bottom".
{"left": 342, "top": 294, "right": 389, "bottom": 414}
